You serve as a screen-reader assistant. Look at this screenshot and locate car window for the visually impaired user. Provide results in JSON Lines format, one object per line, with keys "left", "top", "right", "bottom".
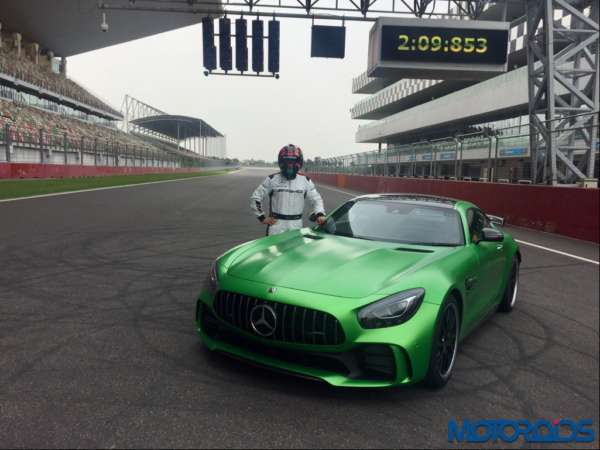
{"left": 319, "top": 200, "right": 464, "bottom": 246}
{"left": 468, "top": 208, "right": 489, "bottom": 243}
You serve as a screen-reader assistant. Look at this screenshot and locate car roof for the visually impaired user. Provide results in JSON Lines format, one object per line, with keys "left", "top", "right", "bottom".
{"left": 353, "top": 193, "right": 461, "bottom": 209}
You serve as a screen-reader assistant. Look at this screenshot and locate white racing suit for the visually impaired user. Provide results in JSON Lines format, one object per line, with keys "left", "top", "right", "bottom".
{"left": 250, "top": 172, "right": 325, "bottom": 236}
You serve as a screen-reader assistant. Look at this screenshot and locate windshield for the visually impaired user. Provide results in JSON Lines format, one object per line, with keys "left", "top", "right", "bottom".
{"left": 317, "top": 200, "right": 464, "bottom": 246}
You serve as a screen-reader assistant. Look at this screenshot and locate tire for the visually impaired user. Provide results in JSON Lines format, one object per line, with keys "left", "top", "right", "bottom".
{"left": 424, "top": 295, "right": 460, "bottom": 389}
{"left": 498, "top": 256, "right": 519, "bottom": 313}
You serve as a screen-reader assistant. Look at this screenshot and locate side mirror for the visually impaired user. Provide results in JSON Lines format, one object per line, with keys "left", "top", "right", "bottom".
{"left": 481, "top": 227, "right": 504, "bottom": 242}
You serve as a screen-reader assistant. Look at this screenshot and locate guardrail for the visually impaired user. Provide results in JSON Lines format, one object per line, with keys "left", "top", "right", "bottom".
{"left": 0, "top": 122, "right": 206, "bottom": 171}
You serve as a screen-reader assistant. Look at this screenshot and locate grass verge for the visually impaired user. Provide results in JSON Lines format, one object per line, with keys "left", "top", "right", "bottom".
{"left": 0, "top": 170, "right": 231, "bottom": 200}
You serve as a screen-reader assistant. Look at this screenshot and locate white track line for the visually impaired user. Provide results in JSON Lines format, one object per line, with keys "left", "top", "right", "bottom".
{"left": 515, "top": 239, "right": 599, "bottom": 265}
{"left": 316, "top": 183, "right": 600, "bottom": 266}
{"left": 0, "top": 171, "right": 235, "bottom": 204}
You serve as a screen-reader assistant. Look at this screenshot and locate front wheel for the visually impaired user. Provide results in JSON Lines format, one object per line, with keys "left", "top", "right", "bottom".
{"left": 424, "top": 296, "right": 460, "bottom": 389}
{"left": 498, "top": 256, "right": 519, "bottom": 313}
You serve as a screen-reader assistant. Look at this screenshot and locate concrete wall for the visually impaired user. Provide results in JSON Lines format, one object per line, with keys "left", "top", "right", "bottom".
{"left": 308, "top": 172, "right": 599, "bottom": 243}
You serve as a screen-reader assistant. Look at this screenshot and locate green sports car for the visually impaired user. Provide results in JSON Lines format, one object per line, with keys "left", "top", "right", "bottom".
{"left": 195, "top": 194, "right": 520, "bottom": 388}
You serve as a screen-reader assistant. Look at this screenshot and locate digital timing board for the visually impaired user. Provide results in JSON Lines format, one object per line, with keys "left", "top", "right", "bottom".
{"left": 368, "top": 17, "right": 510, "bottom": 80}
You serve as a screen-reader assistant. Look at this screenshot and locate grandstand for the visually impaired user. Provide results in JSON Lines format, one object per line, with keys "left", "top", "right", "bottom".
{"left": 309, "top": 1, "right": 599, "bottom": 186}
{"left": 0, "top": 2, "right": 226, "bottom": 176}
{"left": 123, "top": 95, "right": 227, "bottom": 161}
{"left": 0, "top": 39, "right": 120, "bottom": 118}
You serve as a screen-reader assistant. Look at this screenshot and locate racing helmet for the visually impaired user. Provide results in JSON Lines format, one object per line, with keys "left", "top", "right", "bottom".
{"left": 278, "top": 144, "right": 304, "bottom": 179}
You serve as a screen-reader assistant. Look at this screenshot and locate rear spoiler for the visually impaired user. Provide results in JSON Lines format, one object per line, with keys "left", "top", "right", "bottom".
{"left": 487, "top": 214, "right": 505, "bottom": 227}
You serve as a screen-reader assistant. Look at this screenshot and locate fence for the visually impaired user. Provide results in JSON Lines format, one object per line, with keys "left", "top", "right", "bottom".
{"left": 0, "top": 122, "right": 193, "bottom": 170}
{"left": 306, "top": 113, "right": 599, "bottom": 185}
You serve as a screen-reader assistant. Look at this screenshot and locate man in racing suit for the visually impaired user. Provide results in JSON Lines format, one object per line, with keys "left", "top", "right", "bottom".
{"left": 250, "top": 144, "right": 326, "bottom": 236}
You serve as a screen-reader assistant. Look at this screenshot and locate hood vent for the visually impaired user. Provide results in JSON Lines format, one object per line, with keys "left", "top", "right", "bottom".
{"left": 394, "top": 247, "right": 434, "bottom": 253}
{"left": 304, "top": 234, "right": 324, "bottom": 240}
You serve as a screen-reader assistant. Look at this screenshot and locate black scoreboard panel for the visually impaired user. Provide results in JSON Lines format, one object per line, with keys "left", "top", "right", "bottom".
{"left": 311, "top": 25, "right": 346, "bottom": 59}
{"left": 380, "top": 25, "right": 509, "bottom": 65}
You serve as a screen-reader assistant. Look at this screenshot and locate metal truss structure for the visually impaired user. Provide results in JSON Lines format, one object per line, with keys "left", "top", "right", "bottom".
{"left": 121, "top": 94, "right": 167, "bottom": 134}
{"left": 100, "top": 0, "right": 496, "bottom": 22}
{"left": 120, "top": 95, "right": 227, "bottom": 158}
{"left": 526, "top": 0, "right": 599, "bottom": 185}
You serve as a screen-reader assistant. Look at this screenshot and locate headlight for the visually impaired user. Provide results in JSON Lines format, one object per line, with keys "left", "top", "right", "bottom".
{"left": 358, "top": 288, "right": 425, "bottom": 329}
{"left": 203, "top": 259, "right": 219, "bottom": 295}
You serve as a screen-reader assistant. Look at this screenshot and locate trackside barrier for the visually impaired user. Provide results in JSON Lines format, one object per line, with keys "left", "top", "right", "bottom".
{"left": 0, "top": 123, "right": 228, "bottom": 174}
{"left": 0, "top": 162, "right": 202, "bottom": 179}
{"left": 307, "top": 173, "right": 600, "bottom": 244}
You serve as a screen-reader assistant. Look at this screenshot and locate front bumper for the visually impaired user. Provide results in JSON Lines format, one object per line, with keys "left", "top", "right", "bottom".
{"left": 195, "top": 288, "right": 439, "bottom": 388}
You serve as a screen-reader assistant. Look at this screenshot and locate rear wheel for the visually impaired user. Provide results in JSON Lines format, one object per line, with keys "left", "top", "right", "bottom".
{"left": 424, "top": 296, "right": 460, "bottom": 389}
{"left": 498, "top": 256, "right": 519, "bottom": 313}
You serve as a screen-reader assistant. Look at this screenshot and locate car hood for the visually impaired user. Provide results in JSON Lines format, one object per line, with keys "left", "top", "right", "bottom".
{"left": 225, "top": 230, "right": 455, "bottom": 298}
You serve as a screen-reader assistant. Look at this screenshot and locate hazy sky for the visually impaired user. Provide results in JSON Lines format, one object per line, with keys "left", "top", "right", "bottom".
{"left": 68, "top": 17, "right": 377, "bottom": 162}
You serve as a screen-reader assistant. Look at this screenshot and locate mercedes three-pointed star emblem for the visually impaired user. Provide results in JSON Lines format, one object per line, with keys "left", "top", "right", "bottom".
{"left": 250, "top": 304, "right": 277, "bottom": 337}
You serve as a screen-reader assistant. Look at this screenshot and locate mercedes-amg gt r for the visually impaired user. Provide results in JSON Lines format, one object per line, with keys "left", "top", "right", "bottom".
{"left": 195, "top": 194, "right": 520, "bottom": 388}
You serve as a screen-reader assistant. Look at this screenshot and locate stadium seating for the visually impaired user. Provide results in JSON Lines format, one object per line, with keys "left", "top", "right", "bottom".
{"left": 0, "top": 98, "right": 161, "bottom": 153}
{"left": 0, "top": 30, "right": 205, "bottom": 163}
{"left": 0, "top": 32, "right": 119, "bottom": 116}
{"left": 133, "top": 132, "right": 211, "bottom": 160}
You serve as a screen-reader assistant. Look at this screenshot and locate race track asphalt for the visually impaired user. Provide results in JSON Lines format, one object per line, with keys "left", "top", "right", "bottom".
{"left": 0, "top": 167, "right": 598, "bottom": 448}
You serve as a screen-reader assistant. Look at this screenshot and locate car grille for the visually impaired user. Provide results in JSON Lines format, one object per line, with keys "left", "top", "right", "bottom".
{"left": 212, "top": 290, "right": 345, "bottom": 345}
{"left": 200, "top": 304, "right": 395, "bottom": 381}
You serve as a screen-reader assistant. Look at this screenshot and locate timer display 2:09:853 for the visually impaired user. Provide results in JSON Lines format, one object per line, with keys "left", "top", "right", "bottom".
{"left": 398, "top": 34, "right": 488, "bottom": 54}
{"left": 379, "top": 25, "right": 509, "bottom": 65}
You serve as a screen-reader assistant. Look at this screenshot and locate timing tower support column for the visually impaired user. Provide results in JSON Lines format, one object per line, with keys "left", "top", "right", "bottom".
{"left": 526, "top": 0, "right": 599, "bottom": 185}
